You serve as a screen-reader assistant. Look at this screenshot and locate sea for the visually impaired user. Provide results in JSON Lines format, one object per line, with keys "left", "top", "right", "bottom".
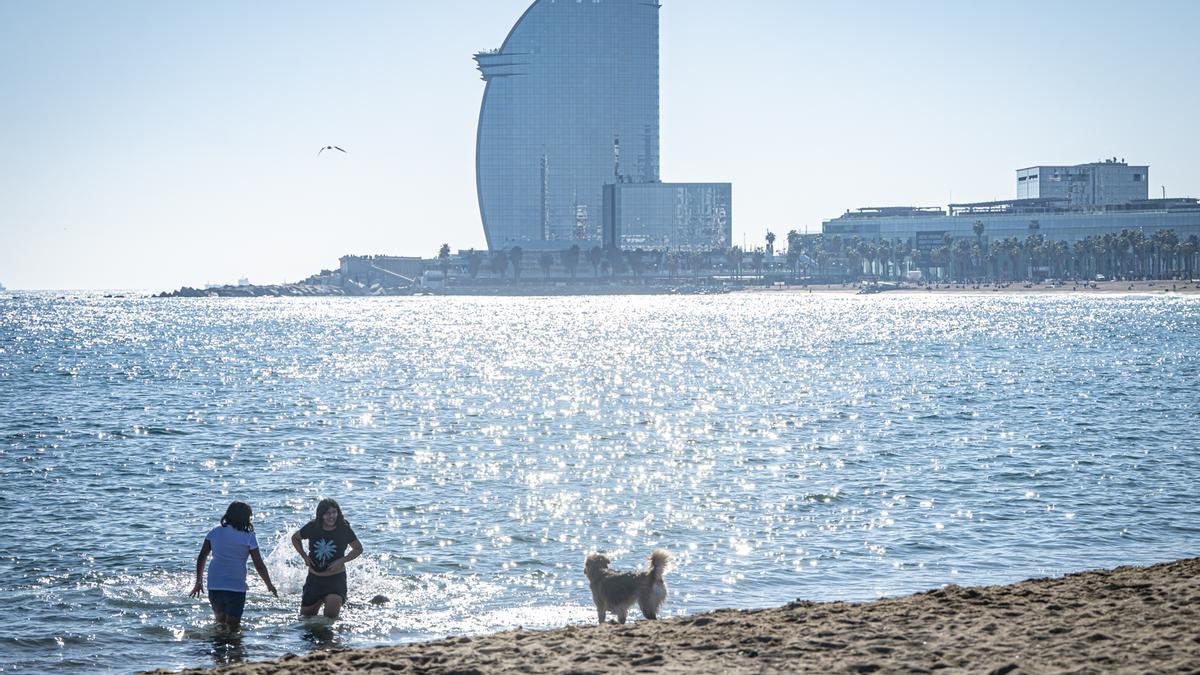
{"left": 1, "top": 292, "right": 1197, "bottom": 673}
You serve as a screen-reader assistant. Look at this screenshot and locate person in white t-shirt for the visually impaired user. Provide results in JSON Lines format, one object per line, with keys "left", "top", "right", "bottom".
{"left": 189, "top": 501, "right": 278, "bottom": 631}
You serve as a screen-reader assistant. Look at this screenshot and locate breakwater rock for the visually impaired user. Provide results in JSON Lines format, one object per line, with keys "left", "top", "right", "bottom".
{"left": 154, "top": 282, "right": 417, "bottom": 298}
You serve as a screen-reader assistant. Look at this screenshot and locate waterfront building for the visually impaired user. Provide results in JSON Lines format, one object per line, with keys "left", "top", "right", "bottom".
{"left": 339, "top": 255, "right": 423, "bottom": 287}
{"left": 475, "top": 0, "right": 731, "bottom": 252}
{"left": 823, "top": 161, "right": 1200, "bottom": 257}
{"left": 604, "top": 183, "right": 733, "bottom": 252}
{"left": 1016, "top": 159, "right": 1148, "bottom": 207}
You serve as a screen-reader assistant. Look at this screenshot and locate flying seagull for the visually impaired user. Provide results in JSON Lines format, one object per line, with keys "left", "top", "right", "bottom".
{"left": 318, "top": 145, "right": 347, "bottom": 157}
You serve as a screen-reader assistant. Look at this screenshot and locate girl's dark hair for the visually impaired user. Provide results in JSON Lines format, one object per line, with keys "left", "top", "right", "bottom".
{"left": 221, "top": 501, "right": 254, "bottom": 533}
{"left": 315, "top": 498, "right": 348, "bottom": 528}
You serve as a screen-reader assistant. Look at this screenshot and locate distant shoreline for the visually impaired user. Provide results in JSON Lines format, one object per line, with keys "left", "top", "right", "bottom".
{"left": 748, "top": 279, "right": 1200, "bottom": 296}
{"left": 6, "top": 279, "right": 1196, "bottom": 298}
{"left": 146, "top": 278, "right": 1200, "bottom": 298}
{"left": 149, "top": 557, "right": 1200, "bottom": 674}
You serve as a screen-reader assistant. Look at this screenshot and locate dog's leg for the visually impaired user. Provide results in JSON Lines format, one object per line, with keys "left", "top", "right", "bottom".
{"left": 616, "top": 608, "right": 628, "bottom": 624}
{"left": 639, "top": 585, "right": 664, "bottom": 620}
{"left": 637, "top": 591, "right": 656, "bottom": 620}
{"left": 595, "top": 602, "right": 606, "bottom": 625}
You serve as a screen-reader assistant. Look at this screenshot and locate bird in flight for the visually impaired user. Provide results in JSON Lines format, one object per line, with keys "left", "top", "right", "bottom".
{"left": 318, "top": 145, "right": 347, "bottom": 156}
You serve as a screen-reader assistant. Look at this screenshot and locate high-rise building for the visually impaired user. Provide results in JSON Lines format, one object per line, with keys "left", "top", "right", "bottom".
{"left": 475, "top": 0, "right": 731, "bottom": 252}
{"left": 475, "top": 0, "right": 660, "bottom": 250}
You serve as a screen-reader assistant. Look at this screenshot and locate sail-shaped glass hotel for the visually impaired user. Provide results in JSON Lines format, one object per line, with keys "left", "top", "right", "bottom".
{"left": 475, "top": 0, "right": 730, "bottom": 252}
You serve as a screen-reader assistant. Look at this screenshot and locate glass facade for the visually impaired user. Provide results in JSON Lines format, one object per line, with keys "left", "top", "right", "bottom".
{"left": 823, "top": 209, "right": 1200, "bottom": 247}
{"left": 604, "top": 183, "right": 733, "bottom": 251}
{"left": 475, "top": 0, "right": 661, "bottom": 250}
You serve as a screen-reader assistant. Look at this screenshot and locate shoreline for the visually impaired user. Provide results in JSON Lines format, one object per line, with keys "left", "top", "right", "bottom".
{"left": 7, "top": 280, "right": 1197, "bottom": 298}
{"left": 749, "top": 279, "right": 1200, "bottom": 296}
{"left": 125, "top": 278, "right": 1200, "bottom": 299}
{"left": 153, "top": 557, "right": 1200, "bottom": 674}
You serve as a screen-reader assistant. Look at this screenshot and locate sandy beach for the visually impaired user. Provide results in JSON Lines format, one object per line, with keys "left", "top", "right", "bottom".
{"left": 751, "top": 280, "right": 1200, "bottom": 296}
{"left": 155, "top": 558, "right": 1199, "bottom": 674}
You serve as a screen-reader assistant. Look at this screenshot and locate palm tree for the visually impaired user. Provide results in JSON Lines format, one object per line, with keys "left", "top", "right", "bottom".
{"left": 1023, "top": 233, "right": 1046, "bottom": 281}
{"left": 1051, "top": 240, "right": 1069, "bottom": 279}
{"left": 765, "top": 231, "right": 776, "bottom": 257}
{"left": 1075, "top": 239, "right": 1094, "bottom": 278}
{"left": 538, "top": 251, "right": 554, "bottom": 279}
{"left": 895, "top": 240, "right": 912, "bottom": 276}
{"left": 1102, "top": 232, "right": 1122, "bottom": 279}
{"left": 438, "top": 244, "right": 451, "bottom": 281}
{"left": 724, "top": 247, "right": 741, "bottom": 279}
{"left": 752, "top": 249, "right": 765, "bottom": 279}
{"left": 508, "top": 246, "right": 524, "bottom": 280}
{"left": 1005, "top": 237, "right": 1022, "bottom": 281}
{"left": 1158, "top": 229, "right": 1179, "bottom": 278}
{"left": 786, "top": 229, "right": 802, "bottom": 257}
{"left": 953, "top": 239, "right": 973, "bottom": 282}
{"left": 665, "top": 250, "right": 680, "bottom": 280}
{"left": 605, "top": 246, "right": 625, "bottom": 277}
{"left": 627, "top": 249, "right": 646, "bottom": 279}
{"left": 883, "top": 239, "right": 898, "bottom": 279}
{"left": 467, "top": 249, "right": 482, "bottom": 279}
{"left": 972, "top": 220, "right": 986, "bottom": 277}
{"left": 1182, "top": 235, "right": 1199, "bottom": 279}
{"left": 562, "top": 244, "right": 581, "bottom": 279}
{"left": 588, "top": 246, "right": 604, "bottom": 277}
{"left": 490, "top": 250, "right": 509, "bottom": 278}
{"left": 930, "top": 245, "right": 949, "bottom": 280}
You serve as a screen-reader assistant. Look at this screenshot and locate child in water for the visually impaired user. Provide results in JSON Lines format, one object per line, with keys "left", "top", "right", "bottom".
{"left": 190, "top": 501, "right": 278, "bottom": 631}
{"left": 292, "top": 498, "right": 362, "bottom": 620}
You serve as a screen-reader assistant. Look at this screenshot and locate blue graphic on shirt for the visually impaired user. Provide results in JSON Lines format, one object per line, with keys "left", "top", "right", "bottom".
{"left": 313, "top": 538, "right": 337, "bottom": 564}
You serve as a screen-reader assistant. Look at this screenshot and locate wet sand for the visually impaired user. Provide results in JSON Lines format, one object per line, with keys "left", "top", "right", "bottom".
{"left": 157, "top": 558, "right": 1200, "bottom": 674}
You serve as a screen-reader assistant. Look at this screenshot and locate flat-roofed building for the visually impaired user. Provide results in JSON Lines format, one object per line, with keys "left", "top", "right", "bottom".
{"left": 1016, "top": 159, "right": 1148, "bottom": 207}
{"left": 603, "top": 182, "right": 732, "bottom": 252}
{"left": 823, "top": 160, "right": 1198, "bottom": 255}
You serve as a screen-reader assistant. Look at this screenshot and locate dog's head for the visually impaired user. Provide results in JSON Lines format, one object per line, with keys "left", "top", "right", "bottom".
{"left": 585, "top": 552, "right": 610, "bottom": 582}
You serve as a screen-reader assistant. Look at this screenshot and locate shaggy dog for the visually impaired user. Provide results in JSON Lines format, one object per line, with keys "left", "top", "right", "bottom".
{"left": 584, "top": 549, "right": 669, "bottom": 624}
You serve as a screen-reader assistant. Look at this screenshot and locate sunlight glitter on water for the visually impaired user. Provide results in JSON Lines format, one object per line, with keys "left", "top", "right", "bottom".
{"left": 1, "top": 293, "right": 1199, "bottom": 672}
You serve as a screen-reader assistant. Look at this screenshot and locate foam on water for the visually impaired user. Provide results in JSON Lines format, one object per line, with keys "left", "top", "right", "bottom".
{"left": 1, "top": 293, "right": 1199, "bottom": 672}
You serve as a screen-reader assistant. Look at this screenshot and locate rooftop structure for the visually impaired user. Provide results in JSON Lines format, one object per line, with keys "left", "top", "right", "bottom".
{"left": 1016, "top": 158, "right": 1148, "bottom": 208}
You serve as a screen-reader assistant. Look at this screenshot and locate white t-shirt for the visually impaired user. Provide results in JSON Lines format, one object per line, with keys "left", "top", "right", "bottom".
{"left": 205, "top": 525, "right": 260, "bottom": 593}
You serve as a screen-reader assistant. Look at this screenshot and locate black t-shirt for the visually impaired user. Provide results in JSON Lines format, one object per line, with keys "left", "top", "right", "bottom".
{"left": 299, "top": 520, "right": 358, "bottom": 573}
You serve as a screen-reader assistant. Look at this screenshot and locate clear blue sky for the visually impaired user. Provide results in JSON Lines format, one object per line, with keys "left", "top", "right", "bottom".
{"left": 2, "top": 0, "right": 1197, "bottom": 290}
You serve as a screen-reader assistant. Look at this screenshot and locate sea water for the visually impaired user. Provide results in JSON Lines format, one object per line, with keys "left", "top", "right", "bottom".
{"left": 1, "top": 293, "right": 1197, "bottom": 673}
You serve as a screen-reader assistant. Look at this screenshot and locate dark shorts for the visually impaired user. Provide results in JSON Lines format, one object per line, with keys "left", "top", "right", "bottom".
{"left": 208, "top": 590, "right": 247, "bottom": 618}
{"left": 302, "top": 572, "right": 348, "bottom": 607}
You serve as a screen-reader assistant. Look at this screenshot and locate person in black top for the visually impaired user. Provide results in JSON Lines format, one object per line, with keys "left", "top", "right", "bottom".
{"left": 291, "top": 498, "right": 362, "bottom": 619}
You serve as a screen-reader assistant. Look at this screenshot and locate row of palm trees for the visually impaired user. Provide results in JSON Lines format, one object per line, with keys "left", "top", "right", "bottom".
{"left": 438, "top": 243, "right": 777, "bottom": 282}
{"left": 435, "top": 226, "right": 1200, "bottom": 284}
{"left": 784, "top": 227, "right": 1200, "bottom": 282}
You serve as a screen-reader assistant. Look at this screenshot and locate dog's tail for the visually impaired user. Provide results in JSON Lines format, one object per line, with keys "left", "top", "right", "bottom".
{"left": 647, "top": 549, "right": 669, "bottom": 581}
{"left": 585, "top": 552, "right": 610, "bottom": 583}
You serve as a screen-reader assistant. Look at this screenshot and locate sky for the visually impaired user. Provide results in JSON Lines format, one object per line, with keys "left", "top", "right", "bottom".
{"left": 2, "top": 0, "right": 1198, "bottom": 290}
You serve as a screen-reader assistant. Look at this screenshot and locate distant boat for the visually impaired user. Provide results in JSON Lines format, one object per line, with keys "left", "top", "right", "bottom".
{"left": 0, "top": 281, "right": 6, "bottom": 291}
{"left": 857, "top": 281, "right": 901, "bottom": 295}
